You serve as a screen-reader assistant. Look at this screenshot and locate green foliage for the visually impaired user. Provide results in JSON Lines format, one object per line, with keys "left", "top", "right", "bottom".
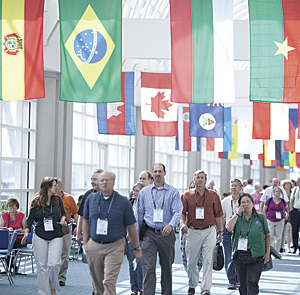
{"left": 1, "top": 202, "right": 7, "bottom": 213}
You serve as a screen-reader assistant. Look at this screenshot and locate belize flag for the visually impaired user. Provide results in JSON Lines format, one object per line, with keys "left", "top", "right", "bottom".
{"left": 175, "top": 105, "right": 201, "bottom": 151}
{"left": 189, "top": 103, "right": 224, "bottom": 138}
{"left": 97, "top": 72, "right": 135, "bottom": 135}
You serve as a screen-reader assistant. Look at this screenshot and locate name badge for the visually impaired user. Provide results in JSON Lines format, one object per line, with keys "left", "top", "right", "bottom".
{"left": 96, "top": 219, "right": 108, "bottom": 235}
{"left": 255, "top": 204, "right": 260, "bottom": 210}
{"left": 296, "top": 199, "right": 300, "bottom": 207}
{"left": 238, "top": 237, "right": 248, "bottom": 251}
{"left": 276, "top": 211, "right": 282, "bottom": 219}
{"left": 196, "top": 207, "right": 204, "bottom": 219}
{"left": 44, "top": 218, "right": 54, "bottom": 231}
{"left": 153, "top": 209, "right": 163, "bottom": 222}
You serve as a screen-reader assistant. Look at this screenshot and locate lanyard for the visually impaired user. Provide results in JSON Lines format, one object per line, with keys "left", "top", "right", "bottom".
{"left": 98, "top": 192, "right": 115, "bottom": 220}
{"left": 151, "top": 187, "right": 167, "bottom": 210}
{"left": 8, "top": 212, "right": 17, "bottom": 229}
{"left": 239, "top": 215, "right": 253, "bottom": 238}
{"left": 43, "top": 205, "right": 53, "bottom": 217}
{"left": 195, "top": 189, "right": 206, "bottom": 208}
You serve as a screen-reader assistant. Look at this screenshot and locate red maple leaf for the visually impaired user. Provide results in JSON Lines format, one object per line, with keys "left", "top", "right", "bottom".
{"left": 148, "top": 91, "right": 173, "bottom": 119}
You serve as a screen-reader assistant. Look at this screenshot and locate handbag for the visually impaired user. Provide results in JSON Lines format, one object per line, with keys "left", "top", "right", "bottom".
{"left": 213, "top": 242, "right": 224, "bottom": 271}
{"left": 139, "top": 220, "right": 146, "bottom": 241}
{"left": 55, "top": 196, "right": 69, "bottom": 235}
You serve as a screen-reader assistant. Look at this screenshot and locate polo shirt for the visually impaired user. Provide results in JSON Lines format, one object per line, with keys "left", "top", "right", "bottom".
{"left": 83, "top": 190, "right": 136, "bottom": 243}
{"left": 181, "top": 188, "right": 223, "bottom": 228}
{"left": 60, "top": 191, "right": 78, "bottom": 222}
{"left": 77, "top": 188, "right": 96, "bottom": 216}
{"left": 231, "top": 213, "right": 269, "bottom": 259}
{"left": 291, "top": 187, "right": 300, "bottom": 209}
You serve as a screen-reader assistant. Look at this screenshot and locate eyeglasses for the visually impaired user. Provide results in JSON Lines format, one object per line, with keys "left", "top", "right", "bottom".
{"left": 99, "top": 179, "right": 113, "bottom": 183}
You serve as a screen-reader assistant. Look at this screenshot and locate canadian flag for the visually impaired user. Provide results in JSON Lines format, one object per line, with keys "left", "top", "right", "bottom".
{"left": 141, "top": 72, "right": 177, "bottom": 136}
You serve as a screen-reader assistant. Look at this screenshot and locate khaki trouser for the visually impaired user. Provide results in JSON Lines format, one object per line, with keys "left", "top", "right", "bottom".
{"left": 58, "top": 226, "right": 72, "bottom": 282}
{"left": 85, "top": 238, "right": 125, "bottom": 295}
{"left": 267, "top": 219, "right": 285, "bottom": 252}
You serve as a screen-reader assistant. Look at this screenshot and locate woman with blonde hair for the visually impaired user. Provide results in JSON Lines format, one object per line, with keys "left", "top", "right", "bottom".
{"left": 22, "top": 176, "right": 67, "bottom": 295}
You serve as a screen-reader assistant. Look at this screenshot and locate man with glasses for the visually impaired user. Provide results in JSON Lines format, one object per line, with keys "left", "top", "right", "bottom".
{"left": 180, "top": 170, "right": 223, "bottom": 295}
{"left": 83, "top": 171, "right": 141, "bottom": 295}
{"left": 221, "top": 179, "right": 242, "bottom": 290}
{"left": 135, "top": 163, "right": 182, "bottom": 295}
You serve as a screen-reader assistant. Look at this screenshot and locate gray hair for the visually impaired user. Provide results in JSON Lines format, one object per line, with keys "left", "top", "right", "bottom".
{"left": 97, "top": 171, "right": 116, "bottom": 180}
{"left": 54, "top": 177, "right": 63, "bottom": 186}
{"left": 93, "top": 168, "right": 104, "bottom": 174}
{"left": 254, "top": 182, "right": 261, "bottom": 189}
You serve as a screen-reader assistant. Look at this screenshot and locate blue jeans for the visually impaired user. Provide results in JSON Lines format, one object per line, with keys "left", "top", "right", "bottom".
{"left": 126, "top": 242, "right": 143, "bottom": 292}
{"left": 222, "top": 229, "right": 238, "bottom": 285}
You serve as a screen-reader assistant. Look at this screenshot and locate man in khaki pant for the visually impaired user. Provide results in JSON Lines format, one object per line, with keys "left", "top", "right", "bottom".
{"left": 83, "top": 171, "right": 141, "bottom": 295}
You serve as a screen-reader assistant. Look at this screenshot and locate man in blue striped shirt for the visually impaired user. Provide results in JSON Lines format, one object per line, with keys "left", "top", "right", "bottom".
{"left": 135, "top": 163, "right": 183, "bottom": 295}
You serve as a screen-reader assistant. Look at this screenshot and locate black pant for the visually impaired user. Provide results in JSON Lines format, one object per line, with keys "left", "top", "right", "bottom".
{"left": 233, "top": 252, "right": 264, "bottom": 295}
{"left": 290, "top": 209, "right": 300, "bottom": 250}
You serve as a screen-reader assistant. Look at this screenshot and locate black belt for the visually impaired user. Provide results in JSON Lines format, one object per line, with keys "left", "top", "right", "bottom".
{"left": 189, "top": 225, "right": 213, "bottom": 230}
{"left": 92, "top": 238, "right": 115, "bottom": 244}
{"left": 293, "top": 208, "right": 300, "bottom": 212}
{"left": 145, "top": 224, "right": 164, "bottom": 233}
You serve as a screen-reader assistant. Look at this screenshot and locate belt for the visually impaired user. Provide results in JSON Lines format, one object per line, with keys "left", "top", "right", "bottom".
{"left": 293, "top": 208, "right": 300, "bottom": 212}
{"left": 92, "top": 239, "right": 115, "bottom": 244}
{"left": 145, "top": 224, "right": 164, "bottom": 233}
{"left": 189, "top": 225, "right": 213, "bottom": 230}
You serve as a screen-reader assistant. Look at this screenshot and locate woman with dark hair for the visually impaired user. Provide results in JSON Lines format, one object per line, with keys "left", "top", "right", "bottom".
{"left": 21, "top": 176, "right": 67, "bottom": 295}
{"left": 226, "top": 193, "right": 270, "bottom": 295}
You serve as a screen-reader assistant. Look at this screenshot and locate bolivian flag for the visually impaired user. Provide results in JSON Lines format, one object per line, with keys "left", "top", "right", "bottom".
{"left": 59, "top": 0, "right": 122, "bottom": 103}
{"left": 249, "top": 0, "right": 300, "bottom": 103}
{"left": 0, "top": 0, "right": 44, "bottom": 101}
{"left": 169, "top": 0, "right": 235, "bottom": 104}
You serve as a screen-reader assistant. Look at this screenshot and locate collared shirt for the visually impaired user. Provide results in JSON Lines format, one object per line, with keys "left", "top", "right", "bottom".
{"left": 221, "top": 195, "right": 239, "bottom": 224}
{"left": 261, "top": 186, "right": 288, "bottom": 203}
{"left": 135, "top": 182, "right": 182, "bottom": 230}
{"left": 291, "top": 187, "right": 300, "bottom": 209}
{"left": 77, "top": 188, "right": 97, "bottom": 216}
{"left": 232, "top": 213, "right": 269, "bottom": 259}
{"left": 181, "top": 188, "right": 223, "bottom": 228}
{"left": 60, "top": 191, "right": 78, "bottom": 222}
{"left": 243, "top": 184, "right": 255, "bottom": 194}
{"left": 83, "top": 190, "right": 136, "bottom": 243}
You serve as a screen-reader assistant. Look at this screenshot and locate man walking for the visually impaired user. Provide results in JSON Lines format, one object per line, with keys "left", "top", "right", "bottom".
{"left": 180, "top": 170, "right": 223, "bottom": 295}
{"left": 83, "top": 171, "right": 141, "bottom": 295}
{"left": 290, "top": 177, "right": 300, "bottom": 254}
{"left": 135, "top": 163, "right": 182, "bottom": 295}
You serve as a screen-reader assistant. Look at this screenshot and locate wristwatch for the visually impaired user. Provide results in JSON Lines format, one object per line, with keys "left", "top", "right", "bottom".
{"left": 134, "top": 247, "right": 141, "bottom": 251}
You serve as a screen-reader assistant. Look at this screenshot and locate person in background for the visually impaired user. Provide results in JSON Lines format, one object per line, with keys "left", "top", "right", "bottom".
{"left": 263, "top": 187, "right": 288, "bottom": 252}
{"left": 250, "top": 183, "right": 262, "bottom": 214}
{"left": 22, "top": 176, "right": 67, "bottom": 295}
{"left": 226, "top": 193, "right": 270, "bottom": 295}
{"left": 127, "top": 182, "right": 146, "bottom": 295}
{"left": 208, "top": 179, "right": 221, "bottom": 200}
{"left": 243, "top": 180, "right": 248, "bottom": 187}
{"left": 280, "top": 179, "right": 293, "bottom": 253}
{"left": 243, "top": 179, "right": 255, "bottom": 194}
{"left": 138, "top": 170, "right": 154, "bottom": 186}
{"left": 262, "top": 184, "right": 269, "bottom": 193}
{"left": 77, "top": 194, "right": 84, "bottom": 208}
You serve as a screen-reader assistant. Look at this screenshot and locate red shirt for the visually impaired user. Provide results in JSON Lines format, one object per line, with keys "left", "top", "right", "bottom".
{"left": 2, "top": 211, "right": 25, "bottom": 239}
{"left": 181, "top": 188, "right": 223, "bottom": 227}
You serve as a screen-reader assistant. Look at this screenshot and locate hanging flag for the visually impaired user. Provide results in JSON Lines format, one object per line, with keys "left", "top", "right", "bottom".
{"left": 284, "top": 109, "right": 298, "bottom": 152}
{"left": 141, "top": 72, "right": 177, "bottom": 137}
{"left": 206, "top": 107, "right": 232, "bottom": 152}
{"left": 228, "top": 125, "right": 238, "bottom": 159}
{"left": 249, "top": 0, "right": 300, "bottom": 103}
{"left": 218, "top": 152, "right": 228, "bottom": 159}
{"left": 252, "top": 102, "right": 289, "bottom": 140}
{"left": 237, "top": 106, "right": 263, "bottom": 154}
{"left": 263, "top": 140, "right": 276, "bottom": 168}
{"left": 169, "top": 0, "right": 234, "bottom": 104}
{"left": 190, "top": 104, "right": 224, "bottom": 138}
{"left": 175, "top": 105, "right": 200, "bottom": 151}
{"left": 0, "top": 0, "right": 44, "bottom": 101}
{"left": 59, "top": 0, "right": 122, "bottom": 103}
{"left": 97, "top": 72, "right": 135, "bottom": 135}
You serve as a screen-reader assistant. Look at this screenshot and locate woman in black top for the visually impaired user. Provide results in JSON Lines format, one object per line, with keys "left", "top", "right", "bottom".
{"left": 22, "top": 176, "right": 67, "bottom": 295}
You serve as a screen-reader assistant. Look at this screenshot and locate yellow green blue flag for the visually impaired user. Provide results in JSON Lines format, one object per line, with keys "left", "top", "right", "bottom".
{"left": 59, "top": 0, "right": 122, "bottom": 103}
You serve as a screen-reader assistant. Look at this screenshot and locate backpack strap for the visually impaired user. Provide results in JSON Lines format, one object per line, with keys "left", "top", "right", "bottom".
{"left": 88, "top": 193, "right": 96, "bottom": 225}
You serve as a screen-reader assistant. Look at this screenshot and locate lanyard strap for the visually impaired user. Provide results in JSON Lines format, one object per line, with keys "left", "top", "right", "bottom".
{"left": 239, "top": 215, "right": 253, "bottom": 238}
{"left": 195, "top": 189, "right": 206, "bottom": 208}
{"left": 98, "top": 192, "right": 115, "bottom": 220}
{"left": 43, "top": 205, "right": 53, "bottom": 218}
{"left": 151, "top": 187, "right": 167, "bottom": 210}
{"left": 8, "top": 212, "right": 17, "bottom": 229}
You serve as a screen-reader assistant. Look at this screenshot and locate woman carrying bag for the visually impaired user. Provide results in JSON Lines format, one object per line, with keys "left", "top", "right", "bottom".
{"left": 226, "top": 193, "right": 270, "bottom": 295}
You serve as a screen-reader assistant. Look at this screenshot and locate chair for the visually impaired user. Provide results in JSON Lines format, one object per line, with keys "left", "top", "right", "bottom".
{"left": 0, "top": 230, "right": 18, "bottom": 285}
{"left": 14, "top": 224, "right": 35, "bottom": 276}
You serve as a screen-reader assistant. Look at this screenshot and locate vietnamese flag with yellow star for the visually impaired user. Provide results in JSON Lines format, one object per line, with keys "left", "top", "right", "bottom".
{"left": 0, "top": 0, "right": 45, "bottom": 101}
{"left": 249, "top": 0, "right": 300, "bottom": 103}
{"left": 59, "top": 0, "right": 122, "bottom": 103}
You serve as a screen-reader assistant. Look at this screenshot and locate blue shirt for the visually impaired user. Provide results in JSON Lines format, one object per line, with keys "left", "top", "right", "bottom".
{"left": 83, "top": 190, "right": 136, "bottom": 243}
{"left": 135, "top": 182, "right": 183, "bottom": 230}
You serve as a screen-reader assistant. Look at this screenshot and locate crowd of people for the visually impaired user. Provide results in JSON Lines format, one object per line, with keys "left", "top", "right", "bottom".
{"left": 1, "top": 169, "right": 300, "bottom": 295}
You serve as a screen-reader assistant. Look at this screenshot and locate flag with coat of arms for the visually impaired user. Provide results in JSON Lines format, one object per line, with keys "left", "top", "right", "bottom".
{"left": 189, "top": 103, "right": 224, "bottom": 138}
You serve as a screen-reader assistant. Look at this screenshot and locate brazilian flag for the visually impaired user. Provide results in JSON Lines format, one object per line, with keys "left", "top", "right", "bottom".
{"left": 59, "top": 0, "right": 122, "bottom": 103}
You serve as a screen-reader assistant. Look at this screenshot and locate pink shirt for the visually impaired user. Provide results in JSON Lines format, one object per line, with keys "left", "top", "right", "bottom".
{"left": 251, "top": 192, "right": 262, "bottom": 212}
{"left": 2, "top": 211, "right": 25, "bottom": 239}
